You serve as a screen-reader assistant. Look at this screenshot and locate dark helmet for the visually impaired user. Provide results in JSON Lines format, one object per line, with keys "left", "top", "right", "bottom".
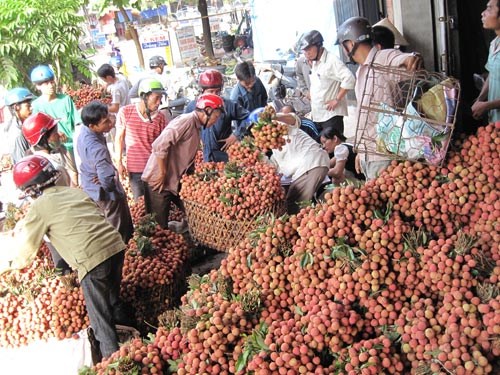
{"left": 138, "top": 78, "right": 166, "bottom": 97}
{"left": 149, "top": 55, "right": 166, "bottom": 69}
{"left": 199, "top": 69, "right": 224, "bottom": 89}
{"left": 13, "top": 154, "right": 59, "bottom": 193}
{"left": 30, "top": 65, "right": 55, "bottom": 84}
{"left": 4, "top": 88, "right": 35, "bottom": 106}
{"left": 22, "top": 112, "right": 58, "bottom": 146}
{"left": 300, "top": 30, "right": 324, "bottom": 50}
{"left": 336, "top": 17, "right": 372, "bottom": 45}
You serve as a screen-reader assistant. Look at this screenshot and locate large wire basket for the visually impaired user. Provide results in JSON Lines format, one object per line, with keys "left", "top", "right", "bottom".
{"left": 355, "top": 64, "right": 460, "bottom": 166}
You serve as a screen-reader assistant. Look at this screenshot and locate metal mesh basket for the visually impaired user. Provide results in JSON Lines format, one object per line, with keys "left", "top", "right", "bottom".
{"left": 355, "top": 64, "right": 460, "bottom": 166}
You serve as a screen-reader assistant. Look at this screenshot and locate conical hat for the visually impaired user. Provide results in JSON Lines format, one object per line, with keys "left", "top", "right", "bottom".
{"left": 373, "top": 18, "right": 409, "bottom": 47}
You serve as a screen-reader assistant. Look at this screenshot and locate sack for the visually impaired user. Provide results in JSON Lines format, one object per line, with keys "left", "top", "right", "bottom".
{"left": 376, "top": 101, "right": 450, "bottom": 164}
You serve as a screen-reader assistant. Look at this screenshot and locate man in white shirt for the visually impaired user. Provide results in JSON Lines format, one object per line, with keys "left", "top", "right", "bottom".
{"left": 129, "top": 56, "right": 169, "bottom": 100}
{"left": 301, "top": 30, "right": 356, "bottom": 134}
{"left": 269, "top": 111, "right": 329, "bottom": 214}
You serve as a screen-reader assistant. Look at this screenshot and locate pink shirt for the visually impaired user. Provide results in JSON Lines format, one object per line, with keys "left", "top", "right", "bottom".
{"left": 142, "top": 112, "right": 202, "bottom": 194}
{"left": 355, "top": 47, "right": 413, "bottom": 162}
{"left": 116, "top": 104, "right": 167, "bottom": 173}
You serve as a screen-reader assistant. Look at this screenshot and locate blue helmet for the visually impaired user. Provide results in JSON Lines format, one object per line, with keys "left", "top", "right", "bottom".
{"left": 4, "top": 88, "right": 35, "bottom": 106}
{"left": 30, "top": 65, "right": 55, "bottom": 84}
{"left": 248, "top": 107, "right": 265, "bottom": 123}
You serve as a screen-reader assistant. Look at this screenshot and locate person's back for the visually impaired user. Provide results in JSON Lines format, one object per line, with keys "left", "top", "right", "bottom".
{"left": 23, "top": 186, "right": 125, "bottom": 278}
{"left": 111, "top": 74, "right": 132, "bottom": 108}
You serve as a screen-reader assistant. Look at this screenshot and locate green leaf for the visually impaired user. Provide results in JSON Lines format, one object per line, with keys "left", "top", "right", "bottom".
{"left": 167, "top": 359, "right": 180, "bottom": 372}
{"left": 294, "top": 305, "right": 304, "bottom": 316}
{"left": 247, "top": 253, "right": 253, "bottom": 268}
{"left": 255, "top": 335, "right": 269, "bottom": 351}
{"left": 235, "top": 350, "right": 251, "bottom": 373}
{"left": 300, "top": 252, "right": 314, "bottom": 269}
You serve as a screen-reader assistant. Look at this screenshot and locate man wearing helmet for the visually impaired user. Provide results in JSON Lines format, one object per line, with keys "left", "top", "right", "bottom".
{"left": 141, "top": 93, "right": 225, "bottom": 230}
{"left": 3, "top": 87, "right": 35, "bottom": 163}
{"left": 184, "top": 69, "right": 249, "bottom": 162}
{"left": 22, "top": 112, "right": 78, "bottom": 188}
{"left": 22, "top": 112, "right": 78, "bottom": 273}
{"left": 336, "top": 17, "right": 423, "bottom": 180}
{"left": 301, "top": 30, "right": 356, "bottom": 135}
{"left": 1, "top": 154, "right": 129, "bottom": 360}
{"left": 114, "top": 79, "right": 168, "bottom": 200}
{"left": 128, "top": 55, "right": 169, "bottom": 100}
{"left": 30, "top": 65, "right": 81, "bottom": 157}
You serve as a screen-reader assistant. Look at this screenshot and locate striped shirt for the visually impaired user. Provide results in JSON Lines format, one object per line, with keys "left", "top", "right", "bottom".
{"left": 116, "top": 103, "right": 167, "bottom": 173}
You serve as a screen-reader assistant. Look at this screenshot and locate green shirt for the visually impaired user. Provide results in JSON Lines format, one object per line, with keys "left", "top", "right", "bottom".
{"left": 7, "top": 186, "right": 125, "bottom": 280}
{"left": 32, "top": 93, "right": 82, "bottom": 154}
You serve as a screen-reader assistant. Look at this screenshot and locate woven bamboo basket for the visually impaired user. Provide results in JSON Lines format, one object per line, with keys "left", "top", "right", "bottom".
{"left": 183, "top": 199, "right": 285, "bottom": 253}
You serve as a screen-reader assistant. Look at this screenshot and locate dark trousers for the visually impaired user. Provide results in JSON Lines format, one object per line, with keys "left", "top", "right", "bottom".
{"left": 80, "top": 250, "right": 124, "bottom": 358}
{"left": 144, "top": 183, "right": 185, "bottom": 229}
{"left": 96, "top": 196, "right": 134, "bottom": 244}
{"left": 128, "top": 172, "right": 145, "bottom": 201}
{"left": 314, "top": 115, "right": 344, "bottom": 134}
{"left": 46, "top": 241, "right": 71, "bottom": 274}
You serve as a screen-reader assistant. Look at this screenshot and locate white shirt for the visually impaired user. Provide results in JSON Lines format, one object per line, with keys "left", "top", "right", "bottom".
{"left": 270, "top": 117, "right": 329, "bottom": 181}
{"left": 310, "top": 49, "right": 356, "bottom": 122}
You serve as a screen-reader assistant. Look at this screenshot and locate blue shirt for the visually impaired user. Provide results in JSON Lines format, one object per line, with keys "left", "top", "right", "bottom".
{"left": 486, "top": 36, "right": 500, "bottom": 123}
{"left": 185, "top": 98, "right": 250, "bottom": 162}
{"left": 300, "top": 118, "right": 320, "bottom": 143}
{"left": 230, "top": 77, "right": 268, "bottom": 112}
{"left": 77, "top": 125, "right": 125, "bottom": 201}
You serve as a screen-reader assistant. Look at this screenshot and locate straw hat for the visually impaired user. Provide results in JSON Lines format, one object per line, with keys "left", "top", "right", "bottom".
{"left": 373, "top": 18, "right": 409, "bottom": 47}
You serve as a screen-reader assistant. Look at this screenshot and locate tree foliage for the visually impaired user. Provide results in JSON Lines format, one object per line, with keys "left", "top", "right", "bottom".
{"left": 0, "top": 0, "right": 92, "bottom": 89}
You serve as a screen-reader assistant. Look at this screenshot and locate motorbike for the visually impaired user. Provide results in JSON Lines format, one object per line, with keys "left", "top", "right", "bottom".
{"left": 257, "top": 61, "right": 311, "bottom": 116}
{"left": 160, "top": 87, "right": 191, "bottom": 120}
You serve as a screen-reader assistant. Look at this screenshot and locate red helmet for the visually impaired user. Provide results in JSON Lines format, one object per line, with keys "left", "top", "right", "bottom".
{"left": 195, "top": 93, "right": 225, "bottom": 113}
{"left": 13, "top": 154, "right": 58, "bottom": 191}
{"left": 22, "top": 112, "right": 58, "bottom": 146}
{"left": 199, "top": 69, "right": 224, "bottom": 89}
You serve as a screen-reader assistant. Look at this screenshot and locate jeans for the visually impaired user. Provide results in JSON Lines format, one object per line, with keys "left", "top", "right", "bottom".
{"left": 80, "top": 250, "right": 125, "bottom": 358}
{"left": 128, "top": 172, "right": 145, "bottom": 201}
